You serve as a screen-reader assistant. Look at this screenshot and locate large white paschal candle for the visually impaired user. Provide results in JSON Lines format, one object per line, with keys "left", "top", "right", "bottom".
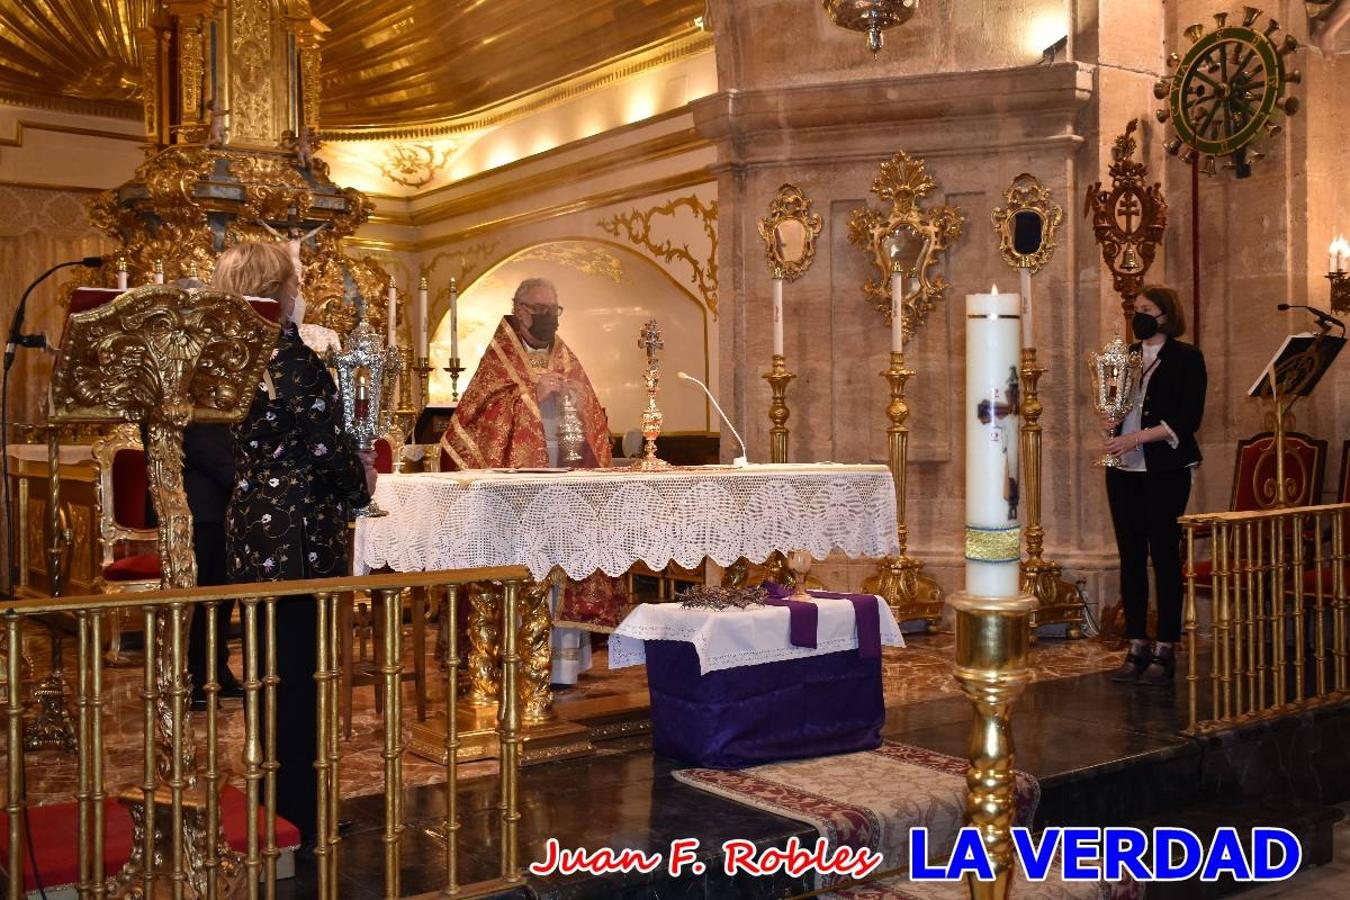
{"left": 965, "top": 286, "right": 1023, "bottom": 597}
{"left": 386, "top": 281, "right": 398, "bottom": 347}
{"left": 772, "top": 276, "right": 784, "bottom": 356}
{"left": 890, "top": 271, "right": 905, "bottom": 354}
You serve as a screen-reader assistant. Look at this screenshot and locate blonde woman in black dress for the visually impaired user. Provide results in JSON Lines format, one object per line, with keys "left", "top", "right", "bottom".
{"left": 213, "top": 241, "right": 375, "bottom": 842}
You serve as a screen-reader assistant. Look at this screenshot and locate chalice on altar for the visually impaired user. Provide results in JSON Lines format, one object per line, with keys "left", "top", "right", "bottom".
{"left": 329, "top": 311, "right": 399, "bottom": 517}
{"left": 787, "top": 550, "right": 815, "bottom": 602}
{"left": 1086, "top": 334, "right": 1142, "bottom": 469}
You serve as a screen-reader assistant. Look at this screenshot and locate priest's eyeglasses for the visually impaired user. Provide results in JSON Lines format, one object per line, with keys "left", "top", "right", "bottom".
{"left": 516, "top": 303, "right": 564, "bottom": 317}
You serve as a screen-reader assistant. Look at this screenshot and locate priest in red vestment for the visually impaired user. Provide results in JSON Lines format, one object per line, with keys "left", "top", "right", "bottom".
{"left": 440, "top": 277, "right": 629, "bottom": 683}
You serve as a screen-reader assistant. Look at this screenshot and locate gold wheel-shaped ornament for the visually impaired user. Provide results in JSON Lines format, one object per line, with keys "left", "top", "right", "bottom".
{"left": 1155, "top": 7, "right": 1301, "bottom": 176}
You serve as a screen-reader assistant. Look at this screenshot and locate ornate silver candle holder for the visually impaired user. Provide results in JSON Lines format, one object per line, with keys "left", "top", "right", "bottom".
{"left": 559, "top": 393, "right": 585, "bottom": 467}
{"left": 329, "top": 312, "right": 400, "bottom": 516}
{"left": 635, "top": 319, "right": 672, "bottom": 471}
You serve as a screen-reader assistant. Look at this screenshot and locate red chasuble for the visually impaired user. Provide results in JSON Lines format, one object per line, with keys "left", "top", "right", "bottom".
{"left": 440, "top": 316, "right": 629, "bottom": 630}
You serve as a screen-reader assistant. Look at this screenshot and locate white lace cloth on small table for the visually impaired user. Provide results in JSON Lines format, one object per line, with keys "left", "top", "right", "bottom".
{"left": 609, "top": 596, "right": 905, "bottom": 674}
{"left": 353, "top": 463, "right": 899, "bottom": 581}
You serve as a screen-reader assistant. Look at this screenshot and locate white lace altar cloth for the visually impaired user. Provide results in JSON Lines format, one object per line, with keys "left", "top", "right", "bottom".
{"left": 353, "top": 463, "right": 898, "bottom": 581}
{"left": 609, "top": 596, "right": 904, "bottom": 674}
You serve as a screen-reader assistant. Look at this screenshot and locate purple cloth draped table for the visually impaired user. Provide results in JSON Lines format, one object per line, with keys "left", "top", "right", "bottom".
{"left": 623, "top": 588, "right": 895, "bottom": 769}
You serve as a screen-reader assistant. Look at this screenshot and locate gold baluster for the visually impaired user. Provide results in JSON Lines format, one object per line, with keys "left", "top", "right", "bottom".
{"left": 1255, "top": 518, "right": 1269, "bottom": 712}
{"left": 1292, "top": 514, "right": 1306, "bottom": 704}
{"left": 326, "top": 593, "right": 342, "bottom": 889}
{"left": 1231, "top": 523, "right": 1245, "bottom": 715}
{"left": 141, "top": 605, "right": 158, "bottom": 899}
{"left": 443, "top": 583, "right": 461, "bottom": 898}
{"left": 467, "top": 583, "right": 501, "bottom": 708}
{"left": 519, "top": 578, "right": 553, "bottom": 724}
{"left": 1273, "top": 517, "right": 1288, "bottom": 706}
{"left": 499, "top": 580, "right": 522, "bottom": 883}
{"left": 91, "top": 611, "right": 106, "bottom": 900}
{"left": 1333, "top": 511, "right": 1347, "bottom": 691}
{"left": 1312, "top": 513, "right": 1327, "bottom": 698}
{"left": 1184, "top": 521, "right": 1199, "bottom": 730}
{"left": 78, "top": 610, "right": 92, "bottom": 896}
{"left": 1244, "top": 521, "right": 1257, "bottom": 714}
{"left": 264, "top": 598, "right": 279, "bottom": 898}
{"left": 5, "top": 614, "right": 22, "bottom": 900}
{"left": 170, "top": 601, "right": 188, "bottom": 900}
{"left": 242, "top": 598, "right": 262, "bottom": 898}
{"left": 205, "top": 601, "right": 222, "bottom": 900}
{"left": 315, "top": 592, "right": 334, "bottom": 900}
{"left": 1215, "top": 522, "right": 1231, "bottom": 720}
{"left": 379, "top": 588, "right": 404, "bottom": 898}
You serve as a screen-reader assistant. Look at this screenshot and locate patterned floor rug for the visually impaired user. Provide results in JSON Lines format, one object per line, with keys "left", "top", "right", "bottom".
{"left": 674, "top": 741, "right": 1140, "bottom": 900}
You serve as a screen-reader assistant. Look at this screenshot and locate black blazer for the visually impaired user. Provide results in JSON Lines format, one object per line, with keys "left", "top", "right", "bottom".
{"left": 183, "top": 423, "right": 236, "bottom": 525}
{"left": 1120, "top": 337, "right": 1207, "bottom": 472}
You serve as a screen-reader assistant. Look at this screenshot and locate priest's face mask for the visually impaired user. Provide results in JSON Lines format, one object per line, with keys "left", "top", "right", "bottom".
{"left": 513, "top": 288, "right": 563, "bottom": 346}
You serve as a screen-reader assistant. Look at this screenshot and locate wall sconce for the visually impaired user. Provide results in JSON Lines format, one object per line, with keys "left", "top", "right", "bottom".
{"left": 1329, "top": 233, "right": 1350, "bottom": 313}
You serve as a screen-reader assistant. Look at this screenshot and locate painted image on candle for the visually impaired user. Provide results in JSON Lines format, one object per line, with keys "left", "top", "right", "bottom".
{"left": 975, "top": 366, "right": 1022, "bottom": 522}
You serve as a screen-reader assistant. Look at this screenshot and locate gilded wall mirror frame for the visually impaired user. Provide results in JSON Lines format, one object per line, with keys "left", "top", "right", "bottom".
{"left": 991, "top": 173, "right": 1064, "bottom": 274}
{"left": 847, "top": 151, "right": 965, "bottom": 339}
{"left": 757, "top": 183, "right": 824, "bottom": 282}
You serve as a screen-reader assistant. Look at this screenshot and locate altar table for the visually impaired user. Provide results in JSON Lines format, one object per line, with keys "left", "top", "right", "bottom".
{"left": 353, "top": 463, "right": 899, "bottom": 579}
{"left": 610, "top": 595, "right": 904, "bottom": 768}
{"left": 351, "top": 463, "right": 899, "bottom": 761}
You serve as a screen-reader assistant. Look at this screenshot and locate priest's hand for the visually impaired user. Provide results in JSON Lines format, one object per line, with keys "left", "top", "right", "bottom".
{"left": 536, "top": 372, "right": 565, "bottom": 400}
{"left": 358, "top": 449, "right": 379, "bottom": 495}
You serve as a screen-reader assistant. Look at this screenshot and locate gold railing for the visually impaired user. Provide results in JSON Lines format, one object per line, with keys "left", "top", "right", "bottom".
{"left": 1, "top": 565, "right": 532, "bottom": 900}
{"left": 1182, "top": 502, "right": 1350, "bottom": 734}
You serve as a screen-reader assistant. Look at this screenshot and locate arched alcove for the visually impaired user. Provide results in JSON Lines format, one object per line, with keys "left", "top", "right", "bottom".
{"left": 428, "top": 239, "right": 717, "bottom": 436}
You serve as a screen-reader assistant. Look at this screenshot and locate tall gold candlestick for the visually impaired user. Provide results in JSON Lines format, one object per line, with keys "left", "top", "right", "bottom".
{"left": 862, "top": 351, "right": 944, "bottom": 629}
{"left": 1019, "top": 348, "right": 1086, "bottom": 637}
{"left": 762, "top": 354, "right": 795, "bottom": 464}
{"left": 414, "top": 357, "right": 433, "bottom": 410}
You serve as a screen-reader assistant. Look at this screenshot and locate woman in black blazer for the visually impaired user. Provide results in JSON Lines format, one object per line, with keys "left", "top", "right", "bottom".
{"left": 1103, "top": 285, "right": 1207, "bottom": 685}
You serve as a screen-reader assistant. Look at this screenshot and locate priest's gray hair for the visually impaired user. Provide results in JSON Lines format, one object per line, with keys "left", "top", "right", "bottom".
{"left": 511, "top": 277, "right": 557, "bottom": 306}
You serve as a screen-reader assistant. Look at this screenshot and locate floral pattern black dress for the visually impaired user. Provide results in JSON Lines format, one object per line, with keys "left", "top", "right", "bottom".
{"left": 226, "top": 322, "right": 369, "bottom": 583}
{"left": 223, "top": 322, "right": 367, "bottom": 842}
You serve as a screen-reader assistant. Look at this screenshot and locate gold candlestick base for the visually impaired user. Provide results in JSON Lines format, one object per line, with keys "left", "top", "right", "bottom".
{"left": 865, "top": 351, "right": 945, "bottom": 629}
{"left": 1019, "top": 347, "right": 1086, "bottom": 639}
{"left": 949, "top": 591, "right": 1036, "bottom": 900}
{"left": 444, "top": 357, "right": 465, "bottom": 404}
{"left": 414, "top": 357, "right": 433, "bottom": 410}
{"left": 763, "top": 354, "right": 795, "bottom": 464}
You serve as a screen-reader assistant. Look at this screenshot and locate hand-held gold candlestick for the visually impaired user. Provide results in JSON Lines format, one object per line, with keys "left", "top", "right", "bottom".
{"left": 634, "top": 319, "right": 672, "bottom": 471}
{"left": 861, "top": 351, "right": 945, "bottom": 629}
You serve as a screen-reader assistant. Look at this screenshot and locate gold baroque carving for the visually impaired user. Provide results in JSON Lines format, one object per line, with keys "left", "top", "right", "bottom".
{"left": 512, "top": 243, "right": 631, "bottom": 284}
{"left": 379, "top": 143, "right": 454, "bottom": 189}
{"left": 757, "top": 183, "right": 822, "bottom": 283}
{"left": 598, "top": 195, "right": 718, "bottom": 317}
{"left": 848, "top": 151, "right": 965, "bottom": 340}
{"left": 991, "top": 173, "right": 1064, "bottom": 274}
{"left": 422, "top": 241, "right": 501, "bottom": 289}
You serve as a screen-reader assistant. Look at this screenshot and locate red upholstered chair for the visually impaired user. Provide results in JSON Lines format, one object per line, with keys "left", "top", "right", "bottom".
{"left": 1299, "top": 440, "right": 1350, "bottom": 599}
{"left": 91, "top": 426, "right": 161, "bottom": 664}
{"left": 1191, "top": 431, "right": 1328, "bottom": 591}
{"left": 373, "top": 434, "right": 397, "bottom": 474}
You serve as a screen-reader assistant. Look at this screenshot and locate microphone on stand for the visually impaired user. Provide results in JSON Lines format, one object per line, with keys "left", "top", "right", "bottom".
{"left": 1277, "top": 302, "right": 1345, "bottom": 335}
{"left": 676, "top": 371, "right": 748, "bottom": 467}
{"left": 5, "top": 256, "right": 104, "bottom": 372}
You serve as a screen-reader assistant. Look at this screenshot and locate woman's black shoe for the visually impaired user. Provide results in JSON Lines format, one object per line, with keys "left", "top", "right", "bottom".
{"left": 1108, "top": 648, "right": 1152, "bottom": 683}
{"left": 1139, "top": 646, "right": 1176, "bottom": 686}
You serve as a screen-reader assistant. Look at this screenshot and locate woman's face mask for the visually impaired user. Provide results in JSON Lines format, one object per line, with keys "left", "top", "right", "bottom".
{"left": 287, "top": 293, "right": 307, "bottom": 326}
{"left": 1132, "top": 310, "right": 1160, "bottom": 340}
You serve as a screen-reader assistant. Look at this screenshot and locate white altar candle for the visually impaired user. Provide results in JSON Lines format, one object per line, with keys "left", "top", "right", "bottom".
{"left": 965, "top": 287, "right": 1023, "bottom": 598}
{"left": 772, "top": 277, "right": 784, "bottom": 357}
{"left": 1019, "top": 268, "right": 1033, "bottom": 348}
{"left": 449, "top": 278, "right": 459, "bottom": 360}
{"left": 1331, "top": 238, "right": 1339, "bottom": 275}
{"left": 890, "top": 271, "right": 904, "bottom": 354}
{"left": 386, "top": 282, "right": 397, "bottom": 347}
{"left": 116, "top": 260, "right": 128, "bottom": 291}
{"left": 416, "top": 276, "right": 429, "bottom": 358}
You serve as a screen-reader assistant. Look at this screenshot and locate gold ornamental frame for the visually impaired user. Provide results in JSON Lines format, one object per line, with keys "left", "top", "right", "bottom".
{"left": 848, "top": 151, "right": 965, "bottom": 341}
{"left": 757, "top": 183, "right": 823, "bottom": 283}
{"left": 991, "top": 173, "right": 1064, "bottom": 274}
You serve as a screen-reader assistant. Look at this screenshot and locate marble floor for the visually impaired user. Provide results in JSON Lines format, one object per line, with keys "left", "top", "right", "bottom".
{"left": 4, "top": 619, "right": 1124, "bottom": 806}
